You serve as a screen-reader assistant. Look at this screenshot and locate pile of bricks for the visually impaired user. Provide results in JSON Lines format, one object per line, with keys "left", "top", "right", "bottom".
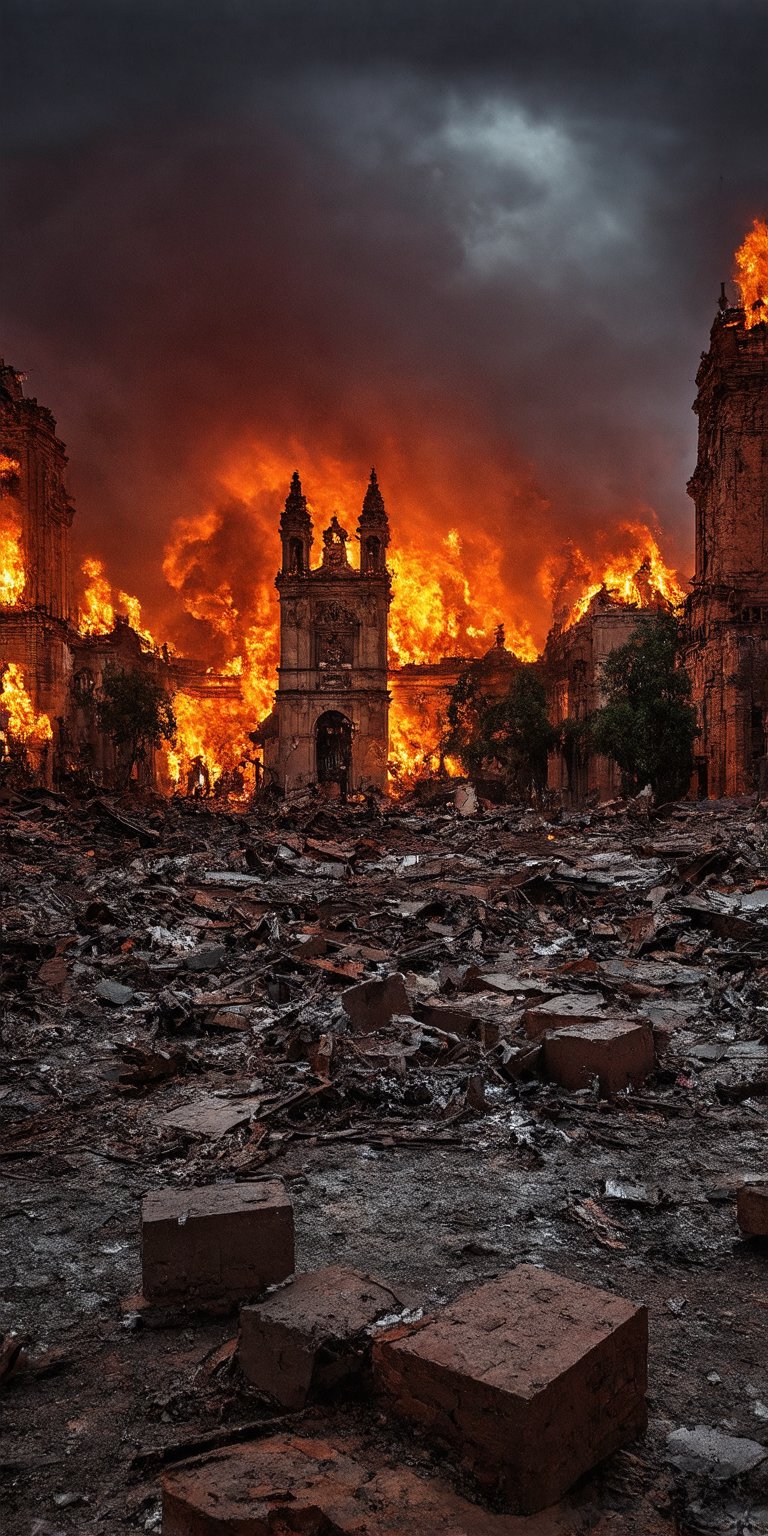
{"left": 139, "top": 1177, "right": 649, "bottom": 1528}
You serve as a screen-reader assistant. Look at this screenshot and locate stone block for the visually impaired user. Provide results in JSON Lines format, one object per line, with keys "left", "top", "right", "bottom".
{"left": 737, "top": 1180, "right": 768, "bottom": 1236}
{"left": 238, "top": 1265, "right": 403, "bottom": 1408}
{"left": 141, "top": 1179, "right": 294, "bottom": 1303}
{"left": 521, "top": 994, "right": 608, "bottom": 1039}
{"left": 542, "top": 1019, "right": 655, "bottom": 1095}
{"left": 373, "top": 1265, "right": 647, "bottom": 1513}
{"left": 341, "top": 973, "right": 410, "bottom": 1031}
{"left": 416, "top": 993, "right": 517, "bottom": 1047}
{"left": 162, "top": 1432, "right": 572, "bottom": 1533}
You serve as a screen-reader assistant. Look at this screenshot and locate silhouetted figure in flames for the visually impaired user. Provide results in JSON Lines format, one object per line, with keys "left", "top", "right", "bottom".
{"left": 187, "top": 755, "right": 210, "bottom": 799}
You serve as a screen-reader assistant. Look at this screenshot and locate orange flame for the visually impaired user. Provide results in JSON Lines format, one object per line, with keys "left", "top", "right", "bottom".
{"left": 0, "top": 455, "right": 25, "bottom": 606}
{"left": 161, "top": 487, "right": 279, "bottom": 788}
{"left": 160, "top": 447, "right": 537, "bottom": 786}
{"left": 78, "top": 557, "right": 155, "bottom": 644}
{"left": 389, "top": 528, "right": 536, "bottom": 666}
{"left": 78, "top": 557, "right": 114, "bottom": 634}
{"left": 165, "top": 688, "right": 256, "bottom": 795}
{"left": 0, "top": 663, "right": 52, "bottom": 749}
{"left": 540, "top": 522, "right": 685, "bottom": 630}
{"left": 388, "top": 694, "right": 463, "bottom": 787}
{"left": 735, "top": 218, "right": 768, "bottom": 327}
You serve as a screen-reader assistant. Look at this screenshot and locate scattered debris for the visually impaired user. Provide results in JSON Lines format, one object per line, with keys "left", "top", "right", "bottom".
{"left": 4, "top": 791, "right": 768, "bottom": 1532}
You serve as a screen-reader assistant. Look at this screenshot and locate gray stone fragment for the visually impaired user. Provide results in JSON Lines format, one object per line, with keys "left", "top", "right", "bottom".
{"left": 96, "top": 978, "right": 135, "bottom": 1006}
{"left": 666, "top": 1425, "right": 768, "bottom": 1482}
{"left": 185, "top": 944, "right": 226, "bottom": 972}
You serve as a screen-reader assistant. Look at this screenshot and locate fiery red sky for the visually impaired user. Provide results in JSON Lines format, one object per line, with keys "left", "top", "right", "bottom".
{"left": 3, "top": 2, "right": 768, "bottom": 665}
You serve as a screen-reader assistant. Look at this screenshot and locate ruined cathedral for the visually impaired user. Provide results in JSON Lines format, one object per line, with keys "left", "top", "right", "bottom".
{"left": 6, "top": 258, "right": 768, "bottom": 800}
{"left": 259, "top": 470, "right": 391, "bottom": 795}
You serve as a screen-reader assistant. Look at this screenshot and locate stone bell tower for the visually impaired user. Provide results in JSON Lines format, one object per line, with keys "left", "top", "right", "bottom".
{"left": 269, "top": 469, "right": 391, "bottom": 794}
{"left": 0, "top": 358, "right": 76, "bottom": 781}
{"left": 684, "top": 286, "right": 768, "bottom": 796}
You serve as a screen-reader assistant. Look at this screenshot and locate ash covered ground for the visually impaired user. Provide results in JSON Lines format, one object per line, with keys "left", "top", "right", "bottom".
{"left": 3, "top": 785, "right": 768, "bottom": 1534}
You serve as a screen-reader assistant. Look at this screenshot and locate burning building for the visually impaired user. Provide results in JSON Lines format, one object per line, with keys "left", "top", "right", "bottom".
{"left": 0, "top": 356, "right": 234, "bottom": 790}
{"left": 683, "top": 222, "right": 768, "bottom": 797}
{"left": 0, "top": 356, "right": 76, "bottom": 782}
{"left": 259, "top": 470, "right": 391, "bottom": 794}
{"left": 543, "top": 536, "right": 686, "bottom": 802}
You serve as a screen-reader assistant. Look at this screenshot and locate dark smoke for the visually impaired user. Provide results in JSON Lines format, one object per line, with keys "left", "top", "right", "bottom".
{"left": 2, "top": 1, "right": 767, "bottom": 649}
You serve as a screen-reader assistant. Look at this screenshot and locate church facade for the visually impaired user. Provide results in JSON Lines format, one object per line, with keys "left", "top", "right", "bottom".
{"left": 262, "top": 470, "right": 391, "bottom": 794}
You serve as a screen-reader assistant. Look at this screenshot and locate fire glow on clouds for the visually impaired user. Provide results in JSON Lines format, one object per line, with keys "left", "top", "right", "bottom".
{"left": 5, "top": 4, "right": 768, "bottom": 780}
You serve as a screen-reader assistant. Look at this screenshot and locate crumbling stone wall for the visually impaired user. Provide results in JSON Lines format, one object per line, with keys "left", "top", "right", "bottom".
{"left": 546, "top": 599, "right": 658, "bottom": 802}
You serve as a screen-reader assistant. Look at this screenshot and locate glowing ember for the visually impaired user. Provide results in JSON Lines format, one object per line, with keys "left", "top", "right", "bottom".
{"left": 735, "top": 218, "right": 768, "bottom": 327}
{"left": 0, "top": 663, "right": 52, "bottom": 750}
{"left": 78, "top": 557, "right": 155, "bottom": 644}
{"left": 0, "top": 454, "right": 25, "bottom": 606}
{"left": 540, "top": 522, "right": 685, "bottom": 630}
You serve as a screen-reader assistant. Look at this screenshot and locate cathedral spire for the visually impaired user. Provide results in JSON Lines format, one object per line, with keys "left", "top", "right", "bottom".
{"left": 362, "top": 467, "right": 386, "bottom": 520}
{"left": 279, "top": 470, "right": 313, "bottom": 576}
{"left": 357, "top": 468, "right": 390, "bottom": 574}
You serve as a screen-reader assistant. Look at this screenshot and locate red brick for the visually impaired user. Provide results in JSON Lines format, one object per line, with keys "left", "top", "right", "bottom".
{"left": 141, "top": 1179, "right": 294, "bottom": 1303}
{"left": 373, "top": 1265, "right": 647, "bottom": 1513}
{"left": 341, "top": 973, "right": 410, "bottom": 1031}
{"left": 238, "top": 1266, "right": 403, "bottom": 1409}
{"left": 416, "top": 994, "right": 516, "bottom": 1048}
{"left": 521, "top": 994, "right": 608, "bottom": 1039}
{"left": 542, "top": 1019, "right": 654, "bottom": 1095}
{"left": 162, "top": 1432, "right": 574, "bottom": 1533}
{"left": 737, "top": 1181, "right": 768, "bottom": 1236}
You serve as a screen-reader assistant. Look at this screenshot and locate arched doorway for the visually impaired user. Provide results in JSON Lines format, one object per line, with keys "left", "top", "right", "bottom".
{"left": 315, "top": 711, "right": 352, "bottom": 799}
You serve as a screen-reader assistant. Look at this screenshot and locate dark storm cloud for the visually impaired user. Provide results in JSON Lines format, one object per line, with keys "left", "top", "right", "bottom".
{"left": 2, "top": 1, "right": 768, "bottom": 642}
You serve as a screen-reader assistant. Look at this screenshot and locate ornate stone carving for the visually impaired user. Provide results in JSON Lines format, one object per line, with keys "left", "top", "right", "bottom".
{"left": 321, "top": 515, "right": 350, "bottom": 569}
{"left": 315, "top": 600, "right": 355, "bottom": 627}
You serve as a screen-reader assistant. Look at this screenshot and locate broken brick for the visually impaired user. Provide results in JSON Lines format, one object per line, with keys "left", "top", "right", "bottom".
{"left": 162, "top": 1432, "right": 566, "bottom": 1534}
{"left": 737, "top": 1180, "right": 768, "bottom": 1236}
{"left": 542, "top": 1019, "right": 655, "bottom": 1095}
{"left": 521, "top": 993, "right": 609, "bottom": 1039}
{"left": 238, "top": 1265, "right": 403, "bottom": 1408}
{"left": 373, "top": 1265, "right": 647, "bottom": 1513}
{"left": 141, "top": 1179, "right": 294, "bottom": 1303}
{"left": 341, "top": 972, "right": 410, "bottom": 1031}
{"left": 416, "top": 993, "right": 514, "bottom": 1047}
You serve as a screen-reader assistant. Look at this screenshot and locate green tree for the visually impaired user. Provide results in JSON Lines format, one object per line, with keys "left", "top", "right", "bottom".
{"left": 590, "top": 612, "right": 698, "bottom": 802}
{"left": 97, "top": 666, "right": 176, "bottom": 787}
{"left": 445, "top": 662, "right": 558, "bottom": 799}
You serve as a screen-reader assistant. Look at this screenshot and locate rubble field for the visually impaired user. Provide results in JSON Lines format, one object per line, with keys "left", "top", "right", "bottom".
{"left": 3, "top": 784, "right": 768, "bottom": 1533}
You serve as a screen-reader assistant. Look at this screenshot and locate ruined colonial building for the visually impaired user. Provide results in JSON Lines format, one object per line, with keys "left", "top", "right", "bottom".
{"left": 683, "top": 291, "right": 768, "bottom": 797}
{"left": 545, "top": 587, "right": 664, "bottom": 802}
{"left": 0, "top": 357, "right": 233, "bottom": 789}
{"left": 0, "top": 356, "right": 75, "bottom": 780}
{"left": 11, "top": 267, "right": 768, "bottom": 803}
{"left": 261, "top": 470, "right": 391, "bottom": 794}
